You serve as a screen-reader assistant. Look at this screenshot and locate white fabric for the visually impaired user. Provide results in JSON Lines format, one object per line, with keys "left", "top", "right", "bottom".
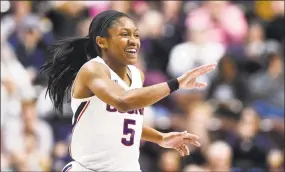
{"left": 69, "top": 57, "right": 144, "bottom": 171}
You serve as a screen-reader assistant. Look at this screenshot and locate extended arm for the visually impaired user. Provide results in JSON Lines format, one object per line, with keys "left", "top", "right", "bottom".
{"left": 80, "top": 61, "right": 216, "bottom": 112}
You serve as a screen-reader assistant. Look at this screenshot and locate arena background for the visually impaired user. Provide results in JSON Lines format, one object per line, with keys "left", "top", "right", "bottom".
{"left": 1, "top": 1, "right": 284, "bottom": 172}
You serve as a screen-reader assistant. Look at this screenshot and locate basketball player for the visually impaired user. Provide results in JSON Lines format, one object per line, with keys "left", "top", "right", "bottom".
{"left": 41, "top": 10, "right": 216, "bottom": 171}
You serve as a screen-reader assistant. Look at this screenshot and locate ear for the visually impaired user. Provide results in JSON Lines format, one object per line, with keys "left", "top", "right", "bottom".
{"left": 95, "top": 36, "right": 108, "bottom": 49}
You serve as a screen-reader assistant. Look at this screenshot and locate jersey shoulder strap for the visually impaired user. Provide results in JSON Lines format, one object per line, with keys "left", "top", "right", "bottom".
{"left": 127, "top": 65, "right": 143, "bottom": 88}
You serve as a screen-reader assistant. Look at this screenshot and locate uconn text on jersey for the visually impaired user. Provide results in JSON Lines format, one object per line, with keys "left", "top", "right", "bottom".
{"left": 106, "top": 104, "right": 144, "bottom": 115}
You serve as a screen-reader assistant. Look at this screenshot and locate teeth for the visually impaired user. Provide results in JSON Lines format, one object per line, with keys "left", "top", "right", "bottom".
{"left": 126, "top": 49, "right": 137, "bottom": 53}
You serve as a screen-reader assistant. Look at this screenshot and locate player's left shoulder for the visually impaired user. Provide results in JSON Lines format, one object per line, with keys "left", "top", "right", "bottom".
{"left": 129, "top": 65, "right": 145, "bottom": 85}
{"left": 138, "top": 68, "right": 144, "bottom": 83}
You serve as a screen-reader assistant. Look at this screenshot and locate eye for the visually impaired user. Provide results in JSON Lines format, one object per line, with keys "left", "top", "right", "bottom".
{"left": 135, "top": 33, "right": 140, "bottom": 38}
{"left": 121, "top": 32, "right": 128, "bottom": 37}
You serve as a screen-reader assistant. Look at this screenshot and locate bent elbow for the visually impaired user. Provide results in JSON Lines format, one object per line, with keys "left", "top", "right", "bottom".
{"left": 115, "top": 97, "right": 130, "bottom": 113}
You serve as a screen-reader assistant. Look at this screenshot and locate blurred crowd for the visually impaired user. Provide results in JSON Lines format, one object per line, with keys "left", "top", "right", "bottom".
{"left": 1, "top": 1, "right": 284, "bottom": 172}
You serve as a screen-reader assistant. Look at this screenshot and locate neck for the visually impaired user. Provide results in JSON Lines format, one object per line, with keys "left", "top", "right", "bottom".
{"left": 102, "top": 56, "right": 128, "bottom": 80}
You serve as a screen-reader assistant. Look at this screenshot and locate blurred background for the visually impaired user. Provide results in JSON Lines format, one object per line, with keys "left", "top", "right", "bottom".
{"left": 0, "top": 1, "right": 284, "bottom": 172}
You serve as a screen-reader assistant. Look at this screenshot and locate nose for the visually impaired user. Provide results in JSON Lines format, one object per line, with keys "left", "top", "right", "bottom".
{"left": 128, "top": 35, "right": 140, "bottom": 47}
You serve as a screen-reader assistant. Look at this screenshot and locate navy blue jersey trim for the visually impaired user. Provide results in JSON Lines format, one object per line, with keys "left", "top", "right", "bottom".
{"left": 62, "top": 164, "right": 72, "bottom": 172}
{"left": 72, "top": 101, "right": 88, "bottom": 128}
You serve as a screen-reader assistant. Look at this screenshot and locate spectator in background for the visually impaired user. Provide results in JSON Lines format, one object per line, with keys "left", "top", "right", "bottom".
{"left": 207, "top": 55, "right": 249, "bottom": 106}
{"left": 239, "top": 21, "right": 281, "bottom": 75}
{"left": 212, "top": 105, "right": 241, "bottom": 139}
{"left": 249, "top": 53, "right": 284, "bottom": 118}
{"left": 51, "top": 140, "right": 71, "bottom": 171}
{"left": 161, "top": 1, "right": 186, "bottom": 44}
{"left": 140, "top": 1, "right": 186, "bottom": 74}
{"left": 158, "top": 150, "right": 181, "bottom": 172}
{"left": 245, "top": 21, "right": 280, "bottom": 61}
{"left": 2, "top": 99, "right": 53, "bottom": 171}
{"left": 174, "top": 102, "right": 214, "bottom": 167}
{"left": 7, "top": 14, "right": 53, "bottom": 82}
{"left": 204, "top": 141, "right": 232, "bottom": 172}
{"left": 137, "top": 10, "right": 164, "bottom": 40}
{"left": 45, "top": 1, "right": 89, "bottom": 39}
{"left": 167, "top": 18, "right": 225, "bottom": 81}
{"left": 229, "top": 107, "right": 276, "bottom": 170}
{"left": 186, "top": 1, "right": 248, "bottom": 48}
{"left": 267, "top": 149, "right": 284, "bottom": 172}
{"left": 1, "top": 23, "right": 37, "bottom": 119}
{"left": 22, "top": 132, "right": 43, "bottom": 170}
{"left": 185, "top": 102, "right": 213, "bottom": 161}
{"left": 166, "top": 16, "right": 225, "bottom": 112}
{"left": 2, "top": 2, "right": 54, "bottom": 80}
{"left": 1, "top": 1, "right": 32, "bottom": 37}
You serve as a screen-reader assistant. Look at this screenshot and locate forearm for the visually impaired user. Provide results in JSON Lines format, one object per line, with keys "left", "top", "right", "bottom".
{"left": 119, "top": 82, "right": 171, "bottom": 112}
{"left": 141, "top": 126, "right": 163, "bottom": 144}
{"left": 119, "top": 63, "right": 215, "bottom": 112}
{"left": 86, "top": 62, "right": 215, "bottom": 113}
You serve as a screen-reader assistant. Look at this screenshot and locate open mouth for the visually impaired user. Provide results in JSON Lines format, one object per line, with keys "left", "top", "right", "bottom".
{"left": 125, "top": 48, "right": 137, "bottom": 55}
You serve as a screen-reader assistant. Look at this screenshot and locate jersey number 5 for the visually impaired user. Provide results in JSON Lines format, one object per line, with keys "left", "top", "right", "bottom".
{"left": 121, "top": 119, "right": 136, "bottom": 146}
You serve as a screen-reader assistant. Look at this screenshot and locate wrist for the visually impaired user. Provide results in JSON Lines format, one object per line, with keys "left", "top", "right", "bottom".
{"left": 166, "top": 78, "right": 179, "bottom": 93}
{"left": 157, "top": 132, "right": 165, "bottom": 145}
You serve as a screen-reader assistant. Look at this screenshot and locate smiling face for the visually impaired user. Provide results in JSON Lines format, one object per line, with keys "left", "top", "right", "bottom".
{"left": 97, "top": 16, "right": 141, "bottom": 65}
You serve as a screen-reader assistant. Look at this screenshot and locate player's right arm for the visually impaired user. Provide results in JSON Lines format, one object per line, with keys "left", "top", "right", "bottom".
{"left": 79, "top": 61, "right": 216, "bottom": 112}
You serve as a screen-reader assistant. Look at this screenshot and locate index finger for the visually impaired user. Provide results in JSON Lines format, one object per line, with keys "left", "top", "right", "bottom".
{"left": 183, "top": 133, "right": 200, "bottom": 140}
{"left": 189, "top": 64, "right": 216, "bottom": 78}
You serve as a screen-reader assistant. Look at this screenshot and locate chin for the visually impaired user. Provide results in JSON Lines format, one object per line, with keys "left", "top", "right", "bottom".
{"left": 124, "top": 55, "right": 138, "bottom": 65}
{"left": 127, "top": 58, "right": 138, "bottom": 65}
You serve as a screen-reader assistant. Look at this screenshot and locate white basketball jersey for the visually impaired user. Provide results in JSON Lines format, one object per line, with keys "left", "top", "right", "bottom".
{"left": 69, "top": 57, "right": 144, "bottom": 171}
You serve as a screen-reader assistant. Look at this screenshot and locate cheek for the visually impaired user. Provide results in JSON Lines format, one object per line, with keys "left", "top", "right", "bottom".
{"left": 108, "top": 38, "right": 127, "bottom": 51}
{"left": 120, "top": 37, "right": 129, "bottom": 46}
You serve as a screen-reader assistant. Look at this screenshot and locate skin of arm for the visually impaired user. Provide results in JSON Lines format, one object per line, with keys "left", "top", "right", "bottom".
{"left": 80, "top": 60, "right": 216, "bottom": 113}
{"left": 142, "top": 126, "right": 163, "bottom": 144}
{"left": 80, "top": 61, "right": 172, "bottom": 113}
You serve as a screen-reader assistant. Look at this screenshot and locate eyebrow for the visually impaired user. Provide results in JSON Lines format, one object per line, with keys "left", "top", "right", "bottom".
{"left": 120, "top": 28, "right": 139, "bottom": 32}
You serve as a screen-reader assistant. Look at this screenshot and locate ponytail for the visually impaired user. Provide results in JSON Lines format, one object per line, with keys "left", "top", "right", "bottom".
{"left": 41, "top": 37, "right": 94, "bottom": 114}
{"left": 41, "top": 10, "right": 131, "bottom": 115}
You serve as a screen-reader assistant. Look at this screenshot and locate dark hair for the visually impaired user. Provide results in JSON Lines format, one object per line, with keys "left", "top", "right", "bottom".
{"left": 217, "top": 54, "right": 238, "bottom": 78}
{"left": 40, "top": 10, "right": 129, "bottom": 114}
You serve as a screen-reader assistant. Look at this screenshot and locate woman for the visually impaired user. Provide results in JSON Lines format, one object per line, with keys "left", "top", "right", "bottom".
{"left": 41, "top": 10, "right": 216, "bottom": 171}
